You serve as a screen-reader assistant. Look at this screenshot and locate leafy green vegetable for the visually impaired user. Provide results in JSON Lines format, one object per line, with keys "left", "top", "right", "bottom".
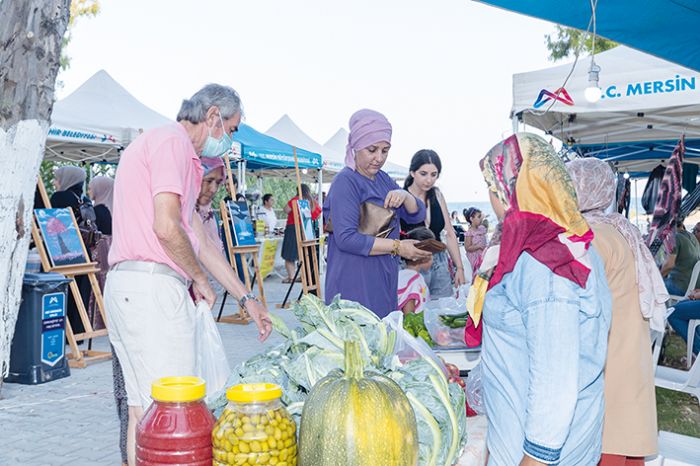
{"left": 403, "top": 311, "right": 436, "bottom": 346}
{"left": 211, "top": 295, "right": 467, "bottom": 466}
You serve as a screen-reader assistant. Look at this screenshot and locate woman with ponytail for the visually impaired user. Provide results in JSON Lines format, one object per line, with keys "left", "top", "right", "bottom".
{"left": 401, "top": 150, "right": 466, "bottom": 298}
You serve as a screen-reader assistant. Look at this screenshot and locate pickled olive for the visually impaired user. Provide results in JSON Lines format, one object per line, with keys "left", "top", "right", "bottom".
{"left": 213, "top": 403, "right": 297, "bottom": 465}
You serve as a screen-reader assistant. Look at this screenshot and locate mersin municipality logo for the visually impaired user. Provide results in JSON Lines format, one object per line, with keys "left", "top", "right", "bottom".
{"left": 533, "top": 88, "right": 575, "bottom": 108}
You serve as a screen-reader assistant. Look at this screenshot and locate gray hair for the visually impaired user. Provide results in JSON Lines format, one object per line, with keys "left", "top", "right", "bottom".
{"left": 176, "top": 84, "right": 243, "bottom": 123}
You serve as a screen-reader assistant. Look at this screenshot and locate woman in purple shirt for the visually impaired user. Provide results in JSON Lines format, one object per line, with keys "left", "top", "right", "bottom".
{"left": 324, "top": 109, "right": 430, "bottom": 317}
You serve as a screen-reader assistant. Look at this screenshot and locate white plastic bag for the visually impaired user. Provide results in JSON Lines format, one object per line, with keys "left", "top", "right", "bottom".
{"left": 466, "top": 362, "right": 485, "bottom": 415}
{"left": 194, "top": 302, "right": 230, "bottom": 401}
{"left": 383, "top": 311, "right": 447, "bottom": 375}
{"left": 384, "top": 311, "right": 447, "bottom": 368}
{"left": 424, "top": 287, "right": 469, "bottom": 348}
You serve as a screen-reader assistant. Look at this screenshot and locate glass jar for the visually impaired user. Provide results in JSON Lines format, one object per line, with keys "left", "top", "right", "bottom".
{"left": 136, "top": 376, "right": 215, "bottom": 466}
{"left": 212, "top": 383, "right": 297, "bottom": 466}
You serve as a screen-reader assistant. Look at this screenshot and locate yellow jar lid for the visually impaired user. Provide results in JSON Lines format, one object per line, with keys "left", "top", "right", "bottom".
{"left": 227, "top": 383, "right": 282, "bottom": 403}
{"left": 151, "top": 376, "right": 206, "bottom": 402}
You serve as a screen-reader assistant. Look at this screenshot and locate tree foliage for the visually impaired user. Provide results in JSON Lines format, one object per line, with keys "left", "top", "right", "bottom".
{"left": 60, "top": 0, "right": 101, "bottom": 70}
{"left": 41, "top": 0, "right": 101, "bottom": 193}
{"left": 545, "top": 26, "right": 617, "bottom": 62}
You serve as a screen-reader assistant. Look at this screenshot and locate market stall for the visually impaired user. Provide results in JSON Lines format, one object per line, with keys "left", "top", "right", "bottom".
{"left": 511, "top": 45, "right": 700, "bottom": 175}
{"left": 46, "top": 69, "right": 171, "bottom": 163}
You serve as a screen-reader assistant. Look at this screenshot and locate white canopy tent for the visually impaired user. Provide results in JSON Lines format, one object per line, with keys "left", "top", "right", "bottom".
{"left": 512, "top": 46, "right": 700, "bottom": 173}
{"left": 322, "top": 127, "right": 409, "bottom": 181}
{"left": 46, "top": 70, "right": 171, "bottom": 163}
{"left": 265, "top": 114, "right": 342, "bottom": 179}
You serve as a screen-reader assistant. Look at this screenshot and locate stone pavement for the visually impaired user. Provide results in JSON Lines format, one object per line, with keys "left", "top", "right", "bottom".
{"left": 0, "top": 277, "right": 306, "bottom": 466}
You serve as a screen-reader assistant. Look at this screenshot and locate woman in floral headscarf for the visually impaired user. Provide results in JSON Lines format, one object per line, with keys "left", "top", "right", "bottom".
{"left": 568, "top": 158, "right": 664, "bottom": 466}
{"left": 470, "top": 133, "right": 612, "bottom": 465}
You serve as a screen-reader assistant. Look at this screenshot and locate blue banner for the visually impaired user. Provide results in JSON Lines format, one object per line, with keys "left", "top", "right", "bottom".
{"left": 41, "top": 292, "right": 65, "bottom": 367}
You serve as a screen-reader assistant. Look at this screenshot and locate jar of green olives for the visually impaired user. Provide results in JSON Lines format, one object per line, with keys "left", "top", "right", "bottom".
{"left": 213, "top": 383, "right": 297, "bottom": 466}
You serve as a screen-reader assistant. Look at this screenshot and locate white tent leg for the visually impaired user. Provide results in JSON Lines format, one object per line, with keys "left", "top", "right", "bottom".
{"left": 635, "top": 179, "right": 640, "bottom": 228}
{"left": 317, "top": 169, "right": 325, "bottom": 277}
{"left": 512, "top": 116, "right": 519, "bottom": 134}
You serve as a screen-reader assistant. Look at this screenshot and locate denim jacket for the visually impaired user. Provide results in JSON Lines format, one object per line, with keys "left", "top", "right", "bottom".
{"left": 482, "top": 250, "right": 612, "bottom": 465}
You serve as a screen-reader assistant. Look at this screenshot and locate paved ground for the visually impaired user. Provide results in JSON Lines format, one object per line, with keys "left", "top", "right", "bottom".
{"left": 0, "top": 277, "right": 305, "bottom": 466}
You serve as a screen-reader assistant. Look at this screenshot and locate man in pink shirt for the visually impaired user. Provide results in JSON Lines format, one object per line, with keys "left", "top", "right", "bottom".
{"left": 104, "top": 84, "right": 272, "bottom": 465}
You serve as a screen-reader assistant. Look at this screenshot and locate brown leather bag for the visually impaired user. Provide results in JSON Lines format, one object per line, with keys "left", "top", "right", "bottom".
{"left": 325, "top": 201, "right": 396, "bottom": 238}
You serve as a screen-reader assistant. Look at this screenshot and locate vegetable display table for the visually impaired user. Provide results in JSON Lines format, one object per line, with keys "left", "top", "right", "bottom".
{"left": 457, "top": 415, "right": 488, "bottom": 465}
{"left": 434, "top": 346, "right": 481, "bottom": 373}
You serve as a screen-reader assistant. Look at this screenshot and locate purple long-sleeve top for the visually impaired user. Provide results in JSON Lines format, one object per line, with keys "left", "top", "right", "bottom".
{"left": 324, "top": 167, "right": 426, "bottom": 317}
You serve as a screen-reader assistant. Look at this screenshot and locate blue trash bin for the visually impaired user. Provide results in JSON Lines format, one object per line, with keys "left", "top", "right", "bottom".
{"left": 4, "top": 272, "right": 72, "bottom": 384}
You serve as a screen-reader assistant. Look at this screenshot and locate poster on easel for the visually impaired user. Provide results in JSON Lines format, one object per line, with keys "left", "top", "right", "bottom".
{"left": 296, "top": 199, "right": 315, "bottom": 241}
{"left": 227, "top": 200, "right": 256, "bottom": 246}
{"left": 35, "top": 208, "right": 89, "bottom": 267}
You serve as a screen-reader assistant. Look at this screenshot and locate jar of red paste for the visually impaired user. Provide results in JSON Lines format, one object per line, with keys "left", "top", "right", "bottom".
{"left": 136, "top": 376, "right": 215, "bottom": 465}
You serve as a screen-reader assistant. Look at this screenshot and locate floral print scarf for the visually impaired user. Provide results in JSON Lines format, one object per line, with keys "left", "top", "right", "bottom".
{"left": 467, "top": 133, "right": 593, "bottom": 326}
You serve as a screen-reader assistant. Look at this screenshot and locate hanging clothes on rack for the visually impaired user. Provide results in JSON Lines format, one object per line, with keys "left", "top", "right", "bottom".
{"left": 616, "top": 173, "right": 631, "bottom": 218}
{"left": 642, "top": 164, "right": 666, "bottom": 215}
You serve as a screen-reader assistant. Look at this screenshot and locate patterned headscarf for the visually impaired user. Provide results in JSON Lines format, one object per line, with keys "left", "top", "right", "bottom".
{"left": 567, "top": 158, "right": 668, "bottom": 331}
{"left": 467, "top": 133, "right": 593, "bottom": 326}
{"left": 345, "top": 109, "right": 392, "bottom": 169}
{"left": 89, "top": 176, "right": 114, "bottom": 213}
{"left": 647, "top": 137, "right": 684, "bottom": 254}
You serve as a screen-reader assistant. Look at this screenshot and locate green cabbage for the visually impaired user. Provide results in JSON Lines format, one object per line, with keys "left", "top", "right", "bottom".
{"left": 211, "top": 295, "right": 467, "bottom": 466}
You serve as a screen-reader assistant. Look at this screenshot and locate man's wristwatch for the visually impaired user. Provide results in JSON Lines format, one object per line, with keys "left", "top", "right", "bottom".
{"left": 239, "top": 293, "right": 260, "bottom": 310}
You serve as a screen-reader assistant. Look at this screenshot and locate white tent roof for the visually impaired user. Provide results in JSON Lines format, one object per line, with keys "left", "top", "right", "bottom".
{"left": 46, "top": 70, "right": 171, "bottom": 162}
{"left": 265, "top": 115, "right": 342, "bottom": 177}
{"left": 322, "top": 127, "right": 409, "bottom": 180}
{"left": 513, "top": 46, "right": 700, "bottom": 147}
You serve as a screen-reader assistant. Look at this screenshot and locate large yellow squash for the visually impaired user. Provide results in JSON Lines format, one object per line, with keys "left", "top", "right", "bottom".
{"left": 298, "top": 340, "right": 419, "bottom": 466}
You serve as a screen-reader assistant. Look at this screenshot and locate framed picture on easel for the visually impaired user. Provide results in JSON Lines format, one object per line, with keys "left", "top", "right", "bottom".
{"left": 227, "top": 200, "right": 256, "bottom": 246}
{"left": 296, "top": 199, "right": 316, "bottom": 241}
{"left": 34, "top": 208, "right": 89, "bottom": 267}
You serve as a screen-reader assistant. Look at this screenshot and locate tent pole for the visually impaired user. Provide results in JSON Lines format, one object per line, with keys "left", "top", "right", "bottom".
{"left": 512, "top": 116, "right": 519, "bottom": 134}
{"left": 635, "top": 179, "right": 640, "bottom": 229}
{"left": 224, "top": 152, "right": 237, "bottom": 201}
{"left": 293, "top": 147, "right": 302, "bottom": 198}
{"left": 318, "top": 169, "right": 324, "bottom": 277}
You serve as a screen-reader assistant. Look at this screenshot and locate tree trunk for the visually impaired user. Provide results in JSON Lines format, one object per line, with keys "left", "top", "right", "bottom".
{"left": 0, "top": 0, "right": 70, "bottom": 392}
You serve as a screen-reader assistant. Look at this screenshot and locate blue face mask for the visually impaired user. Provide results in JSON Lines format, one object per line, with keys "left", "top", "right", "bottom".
{"left": 201, "top": 113, "right": 233, "bottom": 158}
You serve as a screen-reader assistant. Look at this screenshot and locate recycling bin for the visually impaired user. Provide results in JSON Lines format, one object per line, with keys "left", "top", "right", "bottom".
{"left": 4, "top": 272, "right": 72, "bottom": 384}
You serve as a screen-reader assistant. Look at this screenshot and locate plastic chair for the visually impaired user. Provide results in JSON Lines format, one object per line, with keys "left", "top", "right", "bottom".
{"left": 667, "top": 260, "right": 700, "bottom": 305}
{"left": 685, "top": 319, "right": 699, "bottom": 369}
{"left": 655, "top": 351, "right": 700, "bottom": 406}
{"left": 644, "top": 430, "right": 700, "bottom": 465}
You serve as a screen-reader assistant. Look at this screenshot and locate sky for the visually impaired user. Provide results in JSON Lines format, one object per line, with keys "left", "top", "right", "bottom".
{"left": 57, "top": 0, "right": 558, "bottom": 202}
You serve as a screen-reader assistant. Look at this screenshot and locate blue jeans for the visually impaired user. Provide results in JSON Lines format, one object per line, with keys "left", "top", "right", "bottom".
{"left": 668, "top": 300, "right": 700, "bottom": 355}
{"left": 665, "top": 278, "right": 686, "bottom": 297}
{"left": 421, "top": 251, "right": 453, "bottom": 299}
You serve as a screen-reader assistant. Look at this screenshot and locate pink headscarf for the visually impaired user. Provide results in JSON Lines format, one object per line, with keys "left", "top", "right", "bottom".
{"left": 89, "top": 176, "right": 114, "bottom": 213}
{"left": 567, "top": 158, "right": 669, "bottom": 331}
{"left": 201, "top": 156, "right": 225, "bottom": 175}
{"left": 345, "top": 109, "right": 392, "bottom": 169}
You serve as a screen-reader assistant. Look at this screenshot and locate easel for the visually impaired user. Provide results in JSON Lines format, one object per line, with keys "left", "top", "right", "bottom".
{"left": 217, "top": 153, "right": 266, "bottom": 324}
{"left": 277, "top": 148, "right": 322, "bottom": 308}
{"left": 33, "top": 180, "right": 111, "bottom": 368}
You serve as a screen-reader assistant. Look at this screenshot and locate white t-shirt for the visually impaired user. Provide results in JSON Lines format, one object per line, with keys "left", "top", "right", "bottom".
{"left": 259, "top": 206, "right": 278, "bottom": 231}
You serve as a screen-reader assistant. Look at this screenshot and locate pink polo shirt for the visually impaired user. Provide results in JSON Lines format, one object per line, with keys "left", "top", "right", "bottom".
{"left": 108, "top": 123, "right": 204, "bottom": 279}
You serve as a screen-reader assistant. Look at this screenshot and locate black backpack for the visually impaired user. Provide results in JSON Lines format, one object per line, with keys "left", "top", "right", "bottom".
{"left": 71, "top": 192, "right": 100, "bottom": 248}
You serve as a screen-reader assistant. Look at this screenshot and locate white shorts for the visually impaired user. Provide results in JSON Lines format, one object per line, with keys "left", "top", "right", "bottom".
{"left": 104, "top": 265, "right": 196, "bottom": 409}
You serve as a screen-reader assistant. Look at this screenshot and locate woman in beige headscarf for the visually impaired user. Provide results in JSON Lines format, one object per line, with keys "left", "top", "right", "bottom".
{"left": 567, "top": 158, "right": 667, "bottom": 466}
